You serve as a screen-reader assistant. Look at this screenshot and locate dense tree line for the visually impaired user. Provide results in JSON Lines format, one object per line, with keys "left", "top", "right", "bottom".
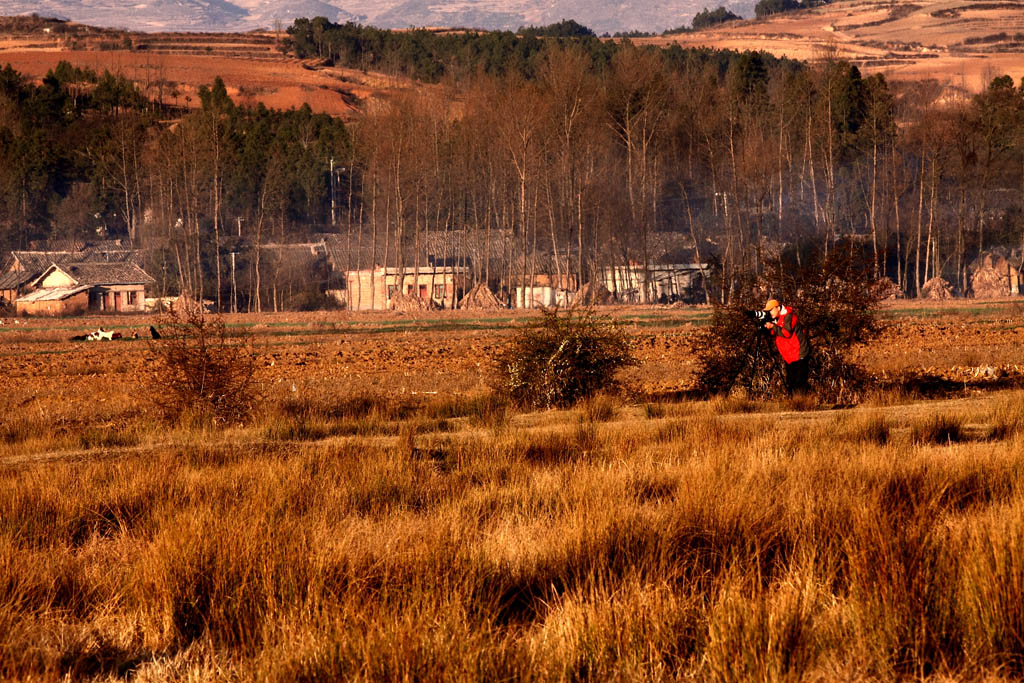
{"left": 284, "top": 18, "right": 605, "bottom": 81}
{"left": 519, "top": 20, "right": 596, "bottom": 39}
{"left": 282, "top": 18, "right": 799, "bottom": 82}
{"left": 2, "top": 29, "right": 1024, "bottom": 309}
{"left": 755, "top": 0, "right": 832, "bottom": 19}
{"left": 691, "top": 7, "right": 742, "bottom": 30}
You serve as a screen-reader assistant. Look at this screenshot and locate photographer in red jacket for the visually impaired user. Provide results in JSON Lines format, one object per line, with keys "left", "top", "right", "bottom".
{"left": 762, "top": 298, "right": 811, "bottom": 396}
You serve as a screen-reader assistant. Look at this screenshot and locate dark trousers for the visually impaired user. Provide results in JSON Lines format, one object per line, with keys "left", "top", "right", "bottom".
{"left": 785, "top": 358, "right": 810, "bottom": 396}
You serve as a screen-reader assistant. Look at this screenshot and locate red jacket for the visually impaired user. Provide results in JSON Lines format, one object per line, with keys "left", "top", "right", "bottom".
{"left": 769, "top": 306, "right": 809, "bottom": 364}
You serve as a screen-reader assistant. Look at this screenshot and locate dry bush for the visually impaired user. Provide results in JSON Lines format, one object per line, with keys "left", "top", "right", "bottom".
{"left": 693, "top": 245, "right": 886, "bottom": 403}
{"left": 147, "top": 308, "right": 261, "bottom": 424}
{"left": 492, "top": 307, "right": 636, "bottom": 410}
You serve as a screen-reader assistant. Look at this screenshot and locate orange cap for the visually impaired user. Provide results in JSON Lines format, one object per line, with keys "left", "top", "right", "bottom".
{"left": 763, "top": 298, "right": 780, "bottom": 311}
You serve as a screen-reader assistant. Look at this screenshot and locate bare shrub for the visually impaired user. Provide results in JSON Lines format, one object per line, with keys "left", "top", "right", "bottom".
{"left": 492, "top": 307, "right": 636, "bottom": 410}
{"left": 693, "top": 245, "right": 886, "bottom": 404}
{"left": 147, "top": 308, "right": 261, "bottom": 424}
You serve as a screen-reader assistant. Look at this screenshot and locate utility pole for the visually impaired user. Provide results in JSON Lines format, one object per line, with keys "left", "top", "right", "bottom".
{"left": 330, "top": 157, "right": 336, "bottom": 228}
{"left": 230, "top": 252, "right": 238, "bottom": 314}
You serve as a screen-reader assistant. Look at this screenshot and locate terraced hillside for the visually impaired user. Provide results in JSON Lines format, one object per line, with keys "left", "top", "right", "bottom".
{"left": 0, "top": 17, "right": 402, "bottom": 118}
{"left": 650, "top": 0, "right": 1024, "bottom": 92}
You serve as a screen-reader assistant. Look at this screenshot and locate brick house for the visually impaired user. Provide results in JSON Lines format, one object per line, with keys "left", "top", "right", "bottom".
{"left": 16, "top": 262, "right": 155, "bottom": 315}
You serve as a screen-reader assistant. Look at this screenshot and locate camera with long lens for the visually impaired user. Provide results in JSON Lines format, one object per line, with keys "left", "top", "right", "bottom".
{"left": 745, "top": 309, "right": 772, "bottom": 326}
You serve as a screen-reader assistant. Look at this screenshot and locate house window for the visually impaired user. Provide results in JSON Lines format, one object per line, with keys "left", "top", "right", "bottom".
{"left": 433, "top": 284, "right": 445, "bottom": 300}
{"left": 387, "top": 285, "right": 398, "bottom": 300}
{"left": 127, "top": 291, "right": 137, "bottom": 306}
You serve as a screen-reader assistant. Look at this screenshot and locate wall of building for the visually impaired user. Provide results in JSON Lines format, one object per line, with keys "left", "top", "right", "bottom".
{"left": 17, "top": 291, "right": 89, "bottom": 316}
{"left": 344, "top": 268, "right": 467, "bottom": 311}
{"left": 91, "top": 286, "right": 147, "bottom": 312}
{"left": 514, "top": 286, "right": 573, "bottom": 308}
{"left": 602, "top": 265, "right": 706, "bottom": 303}
{"left": 37, "top": 269, "right": 77, "bottom": 288}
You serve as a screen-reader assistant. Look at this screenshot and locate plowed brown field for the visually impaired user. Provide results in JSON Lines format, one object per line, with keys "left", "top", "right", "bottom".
{"left": 3, "top": 302, "right": 1022, "bottom": 417}
{"left": 0, "top": 43, "right": 409, "bottom": 118}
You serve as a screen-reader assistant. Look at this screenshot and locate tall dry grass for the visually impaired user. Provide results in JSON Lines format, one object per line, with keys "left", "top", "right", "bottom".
{"left": 2, "top": 386, "right": 1024, "bottom": 679}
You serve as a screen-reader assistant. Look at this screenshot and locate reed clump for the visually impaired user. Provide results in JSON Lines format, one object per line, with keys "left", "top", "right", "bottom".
{"left": 911, "top": 414, "right": 965, "bottom": 445}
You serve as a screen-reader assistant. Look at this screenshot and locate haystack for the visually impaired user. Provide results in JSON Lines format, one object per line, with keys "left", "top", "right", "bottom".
{"left": 458, "top": 283, "right": 502, "bottom": 309}
{"left": 174, "top": 294, "right": 214, "bottom": 314}
{"left": 875, "top": 277, "right": 903, "bottom": 300}
{"left": 389, "top": 293, "right": 439, "bottom": 311}
{"left": 970, "top": 266, "right": 1007, "bottom": 298}
{"left": 576, "top": 281, "right": 613, "bottom": 306}
{"left": 920, "top": 277, "right": 953, "bottom": 300}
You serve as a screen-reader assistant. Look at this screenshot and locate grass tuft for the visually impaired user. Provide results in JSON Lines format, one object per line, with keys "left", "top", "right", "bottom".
{"left": 911, "top": 415, "right": 965, "bottom": 445}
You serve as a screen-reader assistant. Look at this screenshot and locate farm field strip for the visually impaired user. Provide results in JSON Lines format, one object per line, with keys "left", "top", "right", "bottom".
{"left": 1, "top": 307, "right": 1022, "bottom": 390}
{"left": 1, "top": 391, "right": 1011, "bottom": 468}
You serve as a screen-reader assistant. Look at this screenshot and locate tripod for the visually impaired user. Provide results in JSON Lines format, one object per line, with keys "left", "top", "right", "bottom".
{"left": 721, "top": 326, "right": 785, "bottom": 397}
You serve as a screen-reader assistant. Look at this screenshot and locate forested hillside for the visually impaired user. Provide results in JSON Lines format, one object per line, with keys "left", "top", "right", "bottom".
{"left": 2, "top": 21, "right": 1024, "bottom": 308}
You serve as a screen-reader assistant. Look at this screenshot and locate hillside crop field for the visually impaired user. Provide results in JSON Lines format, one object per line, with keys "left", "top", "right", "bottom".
{"left": 651, "top": 0, "right": 1024, "bottom": 92}
{"left": 0, "top": 28, "right": 411, "bottom": 118}
{"left": 3, "top": 301, "right": 1024, "bottom": 679}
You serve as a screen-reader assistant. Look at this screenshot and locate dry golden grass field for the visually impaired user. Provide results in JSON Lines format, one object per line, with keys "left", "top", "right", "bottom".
{"left": 2, "top": 301, "right": 1024, "bottom": 679}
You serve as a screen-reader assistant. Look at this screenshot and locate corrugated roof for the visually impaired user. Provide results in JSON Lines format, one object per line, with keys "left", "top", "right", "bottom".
{"left": 16, "top": 286, "right": 91, "bottom": 302}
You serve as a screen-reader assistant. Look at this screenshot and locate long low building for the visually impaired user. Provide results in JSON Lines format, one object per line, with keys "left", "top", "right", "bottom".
{"left": 343, "top": 266, "right": 469, "bottom": 311}
{"left": 601, "top": 263, "right": 709, "bottom": 304}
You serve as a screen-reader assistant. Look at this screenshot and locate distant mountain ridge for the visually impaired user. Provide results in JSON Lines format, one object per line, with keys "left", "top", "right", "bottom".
{"left": 3, "top": 0, "right": 755, "bottom": 35}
